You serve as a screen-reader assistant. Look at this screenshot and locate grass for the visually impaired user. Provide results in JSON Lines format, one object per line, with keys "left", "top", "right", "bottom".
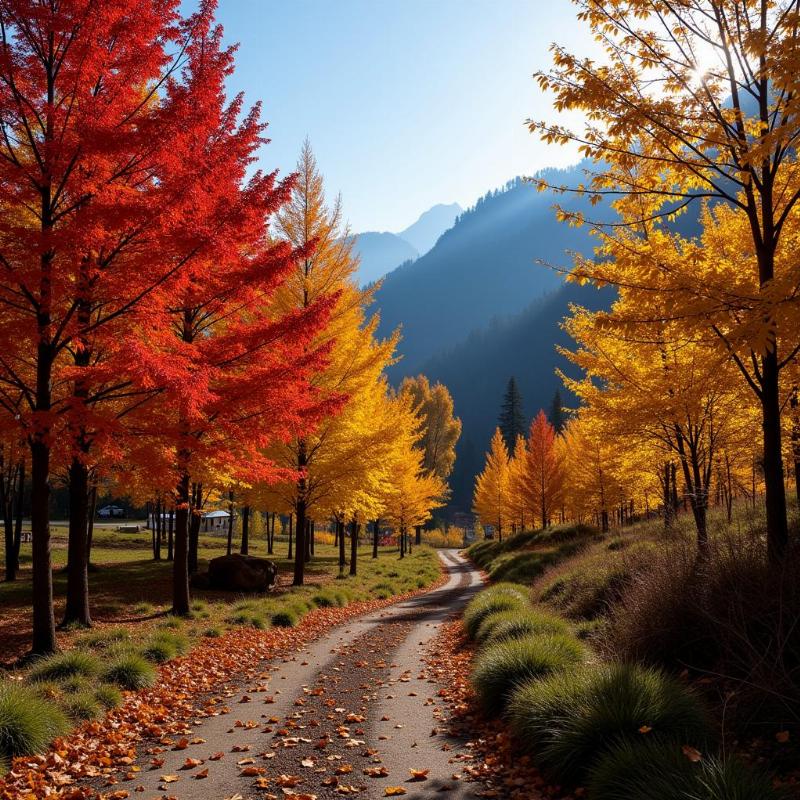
{"left": 0, "top": 683, "right": 68, "bottom": 765}
{"left": 470, "top": 632, "right": 585, "bottom": 712}
{"left": 28, "top": 651, "right": 101, "bottom": 683}
{"left": 474, "top": 607, "right": 569, "bottom": 646}
{"left": 101, "top": 652, "right": 156, "bottom": 690}
{"left": 507, "top": 663, "right": 711, "bottom": 781}
{"left": 586, "top": 739, "right": 784, "bottom": 800}
{"left": 462, "top": 584, "right": 529, "bottom": 640}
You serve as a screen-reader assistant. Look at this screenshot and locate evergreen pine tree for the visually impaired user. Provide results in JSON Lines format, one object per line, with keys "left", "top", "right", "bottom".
{"left": 549, "top": 389, "right": 565, "bottom": 433}
{"left": 498, "top": 377, "right": 526, "bottom": 451}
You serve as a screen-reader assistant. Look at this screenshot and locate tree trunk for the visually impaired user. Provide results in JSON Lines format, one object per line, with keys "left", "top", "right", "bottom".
{"left": 338, "top": 519, "right": 346, "bottom": 571}
{"left": 293, "top": 441, "right": 308, "bottom": 586}
{"left": 349, "top": 519, "right": 358, "bottom": 576}
{"left": 288, "top": 513, "right": 293, "bottom": 561}
{"left": 172, "top": 471, "right": 191, "bottom": 616}
{"left": 30, "top": 434, "right": 56, "bottom": 654}
{"left": 372, "top": 519, "right": 379, "bottom": 559}
{"left": 304, "top": 518, "right": 311, "bottom": 563}
{"left": 761, "top": 351, "right": 789, "bottom": 563}
{"left": 399, "top": 526, "right": 405, "bottom": 559}
{"left": 153, "top": 497, "right": 162, "bottom": 561}
{"left": 791, "top": 387, "right": 800, "bottom": 510}
{"left": 167, "top": 505, "right": 174, "bottom": 561}
{"left": 61, "top": 457, "right": 91, "bottom": 627}
{"left": 267, "top": 512, "right": 274, "bottom": 555}
{"left": 2, "top": 462, "right": 16, "bottom": 582}
{"left": 226, "top": 490, "right": 234, "bottom": 556}
{"left": 12, "top": 461, "right": 24, "bottom": 575}
{"left": 188, "top": 483, "right": 201, "bottom": 575}
{"left": 415, "top": 525, "right": 422, "bottom": 546}
{"left": 241, "top": 505, "right": 249, "bottom": 554}
{"left": 310, "top": 519, "right": 315, "bottom": 555}
{"left": 86, "top": 481, "right": 96, "bottom": 565}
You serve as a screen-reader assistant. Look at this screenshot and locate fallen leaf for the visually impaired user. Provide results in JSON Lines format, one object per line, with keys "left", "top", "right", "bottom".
{"left": 384, "top": 788, "right": 407, "bottom": 796}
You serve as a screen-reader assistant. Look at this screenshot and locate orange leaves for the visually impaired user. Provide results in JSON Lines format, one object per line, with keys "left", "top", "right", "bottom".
{"left": 408, "top": 768, "right": 429, "bottom": 780}
{"left": 383, "top": 788, "right": 407, "bottom": 796}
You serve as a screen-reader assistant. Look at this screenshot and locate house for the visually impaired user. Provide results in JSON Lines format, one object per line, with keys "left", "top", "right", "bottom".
{"left": 200, "top": 509, "right": 234, "bottom": 533}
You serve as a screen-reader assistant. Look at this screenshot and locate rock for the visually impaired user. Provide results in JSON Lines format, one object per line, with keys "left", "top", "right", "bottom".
{"left": 201, "top": 553, "right": 278, "bottom": 592}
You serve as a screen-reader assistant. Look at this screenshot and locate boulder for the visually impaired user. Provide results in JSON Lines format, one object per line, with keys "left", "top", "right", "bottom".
{"left": 200, "top": 554, "right": 277, "bottom": 592}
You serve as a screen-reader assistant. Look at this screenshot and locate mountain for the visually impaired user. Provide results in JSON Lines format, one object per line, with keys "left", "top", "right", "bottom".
{"left": 374, "top": 166, "right": 609, "bottom": 378}
{"left": 399, "top": 202, "right": 462, "bottom": 255}
{"left": 419, "top": 281, "right": 616, "bottom": 513}
{"left": 352, "top": 232, "right": 418, "bottom": 287}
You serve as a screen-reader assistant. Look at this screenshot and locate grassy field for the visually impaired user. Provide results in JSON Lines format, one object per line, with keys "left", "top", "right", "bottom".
{"left": 0, "top": 524, "right": 440, "bottom": 666}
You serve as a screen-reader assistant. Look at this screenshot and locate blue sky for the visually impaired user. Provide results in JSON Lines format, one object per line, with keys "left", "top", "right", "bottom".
{"left": 194, "top": 0, "right": 590, "bottom": 233}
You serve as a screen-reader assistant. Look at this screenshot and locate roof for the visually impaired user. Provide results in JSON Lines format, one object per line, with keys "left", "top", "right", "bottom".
{"left": 202, "top": 510, "right": 231, "bottom": 518}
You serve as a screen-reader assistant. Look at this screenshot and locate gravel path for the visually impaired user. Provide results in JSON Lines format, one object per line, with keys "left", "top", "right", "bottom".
{"left": 125, "top": 549, "right": 484, "bottom": 800}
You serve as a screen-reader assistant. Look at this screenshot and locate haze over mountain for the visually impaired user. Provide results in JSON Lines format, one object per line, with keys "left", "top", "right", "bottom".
{"left": 374, "top": 164, "right": 609, "bottom": 379}
{"left": 351, "top": 202, "right": 462, "bottom": 287}
{"left": 352, "top": 232, "right": 418, "bottom": 287}
{"left": 398, "top": 202, "right": 462, "bottom": 254}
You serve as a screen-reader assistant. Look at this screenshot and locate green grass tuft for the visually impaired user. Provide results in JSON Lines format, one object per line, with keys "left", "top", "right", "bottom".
{"left": 463, "top": 585, "right": 529, "bottom": 640}
{"left": 271, "top": 609, "right": 297, "bottom": 627}
{"left": 102, "top": 653, "right": 156, "bottom": 690}
{"left": 94, "top": 684, "right": 123, "bottom": 710}
{"left": 28, "top": 651, "right": 101, "bottom": 683}
{"left": 471, "top": 633, "right": 584, "bottom": 712}
{"left": 587, "top": 739, "right": 783, "bottom": 800}
{"left": 63, "top": 691, "right": 102, "bottom": 722}
{"left": 508, "top": 663, "right": 710, "bottom": 781}
{"left": 0, "top": 682, "right": 68, "bottom": 761}
{"left": 475, "top": 608, "right": 569, "bottom": 646}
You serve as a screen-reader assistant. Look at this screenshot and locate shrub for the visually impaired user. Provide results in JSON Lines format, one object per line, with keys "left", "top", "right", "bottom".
{"left": 102, "top": 653, "right": 156, "bottom": 690}
{"left": 271, "top": 610, "right": 297, "bottom": 628}
{"left": 28, "top": 651, "right": 101, "bottom": 683}
{"left": 471, "top": 633, "right": 584, "bottom": 712}
{"left": 587, "top": 739, "right": 783, "bottom": 800}
{"left": 476, "top": 608, "right": 569, "bottom": 646}
{"left": 0, "top": 683, "right": 68, "bottom": 761}
{"left": 63, "top": 691, "right": 101, "bottom": 721}
{"left": 94, "top": 684, "right": 123, "bottom": 710}
{"left": 203, "top": 626, "right": 222, "bottom": 638}
{"left": 607, "top": 533, "right": 800, "bottom": 727}
{"left": 508, "top": 663, "right": 710, "bottom": 781}
{"left": 463, "top": 586, "right": 529, "bottom": 640}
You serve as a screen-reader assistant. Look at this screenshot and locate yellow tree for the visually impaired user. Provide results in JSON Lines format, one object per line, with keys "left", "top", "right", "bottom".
{"left": 272, "top": 139, "right": 397, "bottom": 585}
{"left": 533, "top": 0, "right": 800, "bottom": 562}
{"left": 507, "top": 434, "right": 530, "bottom": 533}
{"left": 561, "top": 299, "right": 748, "bottom": 552}
{"left": 472, "top": 428, "right": 510, "bottom": 540}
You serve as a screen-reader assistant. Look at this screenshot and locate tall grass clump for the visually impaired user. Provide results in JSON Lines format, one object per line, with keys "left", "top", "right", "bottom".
{"left": 141, "top": 631, "right": 188, "bottom": 664}
{"left": 587, "top": 739, "right": 783, "bottom": 800}
{"left": 475, "top": 608, "right": 569, "bottom": 646}
{"left": 0, "top": 683, "right": 68, "bottom": 762}
{"left": 462, "top": 584, "right": 529, "bottom": 640}
{"left": 102, "top": 653, "right": 156, "bottom": 690}
{"left": 28, "top": 651, "right": 101, "bottom": 683}
{"left": 607, "top": 532, "right": 800, "bottom": 727}
{"left": 507, "top": 663, "right": 710, "bottom": 781}
{"left": 471, "top": 633, "right": 584, "bottom": 712}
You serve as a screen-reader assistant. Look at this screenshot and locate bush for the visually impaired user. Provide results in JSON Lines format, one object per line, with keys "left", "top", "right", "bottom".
{"left": 607, "top": 533, "right": 800, "bottom": 727}
{"left": 508, "top": 663, "right": 710, "bottom": 781}
{"left": 463, "top": 585, "right": 529, "bottom": 640}
{"left": 102, "top": 653, "right": 156, "bottom": 690}
{"left": 312, "top": 591, "right": 336, "bottom": 608}
{"left": 0, "top": 683, "right": 68, "bottom": 761}
{"left": 475, "top": 608, "right": 569, "bottom": 646}
{"left": 471, "top": 633, "right": 584, "bottom": 712}
{"left": 94, "top": 684, "right": 123, "bottom": 710}
{"left": 203, "top": 626, "right": 222, "bottom": 638}
{"left": 28, "top": 651, "right": 101, "bottom": 683}
{"left": 587, "top": 739, "right": 783, "bottom": 800}
{"left": 271, "top": 609, "right": 297, "bottom": 628}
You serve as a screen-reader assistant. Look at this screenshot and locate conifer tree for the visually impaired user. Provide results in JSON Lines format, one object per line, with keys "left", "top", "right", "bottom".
{"left": 498, "top": 377, "right": 526, "bottom": 452}
{"left": 549, "top": 390, "right": 565, "bottom": 434}
{"left": 472, "top": 428, "right": 510, "bottom": 539}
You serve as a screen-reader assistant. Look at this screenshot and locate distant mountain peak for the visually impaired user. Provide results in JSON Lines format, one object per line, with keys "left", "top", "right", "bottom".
{"left": 399, "top": 202, "right": 462, "bottom": 256}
